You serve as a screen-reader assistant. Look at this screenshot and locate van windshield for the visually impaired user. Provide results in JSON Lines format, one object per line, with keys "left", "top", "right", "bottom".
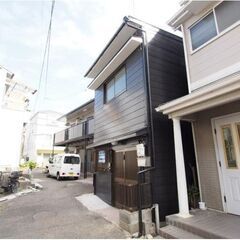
{"left": 64, "top": 156, "right": 80, "bottom": 164}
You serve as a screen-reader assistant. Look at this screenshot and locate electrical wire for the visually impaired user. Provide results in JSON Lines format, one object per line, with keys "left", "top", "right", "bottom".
{"left": 33, "top": 0, "right": 55, "bottom": 112}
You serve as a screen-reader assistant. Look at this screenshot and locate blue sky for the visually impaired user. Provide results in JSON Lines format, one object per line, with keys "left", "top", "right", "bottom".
{"left": 0, "top": 0, "right": 180, "bottom": 114}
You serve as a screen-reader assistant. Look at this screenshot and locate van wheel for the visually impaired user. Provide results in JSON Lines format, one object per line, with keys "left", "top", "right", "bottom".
{"left": 74, "top": 177, "right": 79, "bottom": 180}
{"left": 57, "top": 173, "right": 61, "bottom": 181}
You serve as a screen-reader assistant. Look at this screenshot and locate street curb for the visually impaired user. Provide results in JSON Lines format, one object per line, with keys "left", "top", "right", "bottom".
{"left": 0, "top": 184, "right": 42, "bottom": 203}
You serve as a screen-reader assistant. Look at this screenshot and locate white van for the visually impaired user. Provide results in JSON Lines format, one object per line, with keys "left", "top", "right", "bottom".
{"left": 48, "top": 154, "right": 81, "bottom": 180}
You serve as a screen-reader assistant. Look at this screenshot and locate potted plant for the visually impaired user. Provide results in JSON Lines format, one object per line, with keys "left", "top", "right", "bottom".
{"left": 188, "top": 184, "right": 200, "bottom": 209}
{"left": 28, "top": 161, "right": 37, "bottom": 179}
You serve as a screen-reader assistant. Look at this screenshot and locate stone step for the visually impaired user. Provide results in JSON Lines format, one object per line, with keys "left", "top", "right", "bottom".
{"left": 166, "top": 214, "right": 224, "bottom": 238}
{"left": 159, "top": 225, "right": 202, "bottom": 239}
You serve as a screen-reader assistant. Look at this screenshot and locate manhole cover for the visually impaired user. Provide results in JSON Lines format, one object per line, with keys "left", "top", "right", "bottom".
{"left": 33, "top": 211, "right": 56, "bottom": 220}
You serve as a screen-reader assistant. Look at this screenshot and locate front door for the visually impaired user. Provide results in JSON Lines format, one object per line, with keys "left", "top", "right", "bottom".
{"left": 215, "top": 113, "right": 240, "bottom": 215}
{"left": 113, "top": 150, "right": 138, "bottom": 211}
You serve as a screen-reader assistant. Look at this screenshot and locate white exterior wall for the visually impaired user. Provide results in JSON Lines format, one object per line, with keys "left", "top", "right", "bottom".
{"left": 0, "top": 109, "right": 27, "bottom": 170}
{"left": 0, "top": 67, "right": 32, "bottom": 171}
{"left": 182, "top": 1, "right": 240, "bottom": 91}
{"left": 23, "top": 111, "right": 65, "bottom": 167}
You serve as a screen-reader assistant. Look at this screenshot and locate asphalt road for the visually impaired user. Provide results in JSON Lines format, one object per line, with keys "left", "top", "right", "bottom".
{"left": 0, "top": 170, "right": 127, "bottom": 239}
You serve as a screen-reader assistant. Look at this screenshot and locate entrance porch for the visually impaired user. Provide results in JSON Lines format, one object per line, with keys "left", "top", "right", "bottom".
{"left": 156, "top": 78, "right": 240, "bottom": 217}
{"left": 160, "top": 209, "right": 240, "bottom": 239}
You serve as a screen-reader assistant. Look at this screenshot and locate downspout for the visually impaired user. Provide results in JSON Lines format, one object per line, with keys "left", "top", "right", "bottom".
{"left": 52, "top": 134, "right": 55, "bottom": 157}
{"left": 142, "top": 30, "right": 156, "bottom": 169}
{"left": 84, "top": 122, "right": 88, "bottom": 179}
{"left": 125, "top": 19, "right": 156, "bottom": 236}
{"left": 124, "top": 18, "right": 156, "bottom": 169}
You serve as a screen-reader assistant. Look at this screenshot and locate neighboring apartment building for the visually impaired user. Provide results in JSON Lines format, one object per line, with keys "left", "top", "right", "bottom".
{"left": 0, "top": 65, "right": 35, "bottom": 171}
{"left": 23, "top": 111, "right": 65, "bottom": 167}
{"left": 84, "top": 16, "right": 196, "bottom": 221}
{"left": 157, "top": 0, "right": 240, "bottom": 219}
{"left": 53, "top": 99, "right": 94, "bottom": 178}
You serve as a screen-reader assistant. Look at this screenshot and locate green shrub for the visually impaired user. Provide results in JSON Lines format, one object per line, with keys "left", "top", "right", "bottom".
{"left": 28, "top": 161, "right": 37, "bottom": 170}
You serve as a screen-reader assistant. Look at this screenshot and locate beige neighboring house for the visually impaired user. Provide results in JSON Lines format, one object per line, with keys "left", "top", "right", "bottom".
{"left": 157, "top": 0, "right": 240, "bottom": 218}
{"left": 23, "top": 111, "right": 65, "bottom": 167}
{"left": 0, "top": 65, "right": 35, "bottom": 171}
{"left": 54, "top": 99, "right": 94, "bottom": 178}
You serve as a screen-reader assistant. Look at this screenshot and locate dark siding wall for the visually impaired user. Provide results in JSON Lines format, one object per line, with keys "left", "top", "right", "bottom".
{"left": 94, "top": 48, "right": 147, "bottom": 144}
{"left": 147, "top": 31, "right": 189, "bottom": 219}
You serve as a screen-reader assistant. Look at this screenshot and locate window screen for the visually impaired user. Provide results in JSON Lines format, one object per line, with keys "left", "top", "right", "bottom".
{"left": 105, "top": 67, "right": 126, "bottom": 103}
{"left": 190, "top": 12, "right": 217, "bottom": 50}
{"left": 115, "top": 68, "right": 126, "bottom": 96}
{"left": 106, "top": 79, "right": 114, "bottom": 102}
{"left": 215, "top": 1, "right": 240, "bottom": 33}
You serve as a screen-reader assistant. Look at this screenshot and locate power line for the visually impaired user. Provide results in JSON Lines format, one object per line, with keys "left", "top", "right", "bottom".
{"left": 33, "top": 0, "right": 55, "bottom": 112}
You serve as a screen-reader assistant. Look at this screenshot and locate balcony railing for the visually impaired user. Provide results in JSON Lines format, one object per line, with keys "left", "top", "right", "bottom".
{"left": 68, "top": 123, "right": 83, "bottom": 139}
{"left": 54, "top": 118, "right": 94, "bottom": 145}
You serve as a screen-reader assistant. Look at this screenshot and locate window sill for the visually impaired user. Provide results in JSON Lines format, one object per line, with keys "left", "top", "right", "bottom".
{"left": 190, "top": 20, "right": 240, "bottom": 55}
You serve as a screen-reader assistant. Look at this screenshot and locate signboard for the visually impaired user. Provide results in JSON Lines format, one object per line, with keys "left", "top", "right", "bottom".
{"left": 136, "top": 143, "right": 145, "bottom": 157}
{"left": 98, "top": 150, "right": 106, "bottom": 163}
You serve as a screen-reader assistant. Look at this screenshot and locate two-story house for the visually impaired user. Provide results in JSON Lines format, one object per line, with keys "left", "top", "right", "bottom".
{"left": 156, "top": 0, "right": 240, "bottom": 235}
{"left": 54, "top": 99, "right": 94, "bottom": 178}
{"left": 85, "top": 16, "right": 196, "bottom": 222}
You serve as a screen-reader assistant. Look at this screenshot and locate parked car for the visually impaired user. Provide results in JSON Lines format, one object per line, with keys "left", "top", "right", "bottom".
{"left": 47, "top": 154, "right": 81, "bottom": 180}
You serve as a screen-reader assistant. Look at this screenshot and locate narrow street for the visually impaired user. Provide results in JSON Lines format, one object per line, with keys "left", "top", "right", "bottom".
{"left": 0, "top": 170, "right": 127, "bottom": 239}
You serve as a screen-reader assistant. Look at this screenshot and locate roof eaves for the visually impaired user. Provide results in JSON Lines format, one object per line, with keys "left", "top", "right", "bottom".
{"left": 84, "top": 20, "right": 127, "bottom": 78}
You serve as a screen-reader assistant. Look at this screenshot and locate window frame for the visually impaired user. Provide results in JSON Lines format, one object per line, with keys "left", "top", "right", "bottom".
{"left": 189, "top": 10, "right": 218, "bottom": 51}
{"left": 104, "top": 66, "right": 127, "bottom": 104}
{"left": 189, "top": 1, "right": 240, "bottom": 54}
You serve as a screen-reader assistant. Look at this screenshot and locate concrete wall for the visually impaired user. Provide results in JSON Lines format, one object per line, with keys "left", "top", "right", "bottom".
{"left": 0, "top": 109, "right": 26, "bottom": 170}
{"left": 193, "top": 100, "right": 240, "bottom": 211}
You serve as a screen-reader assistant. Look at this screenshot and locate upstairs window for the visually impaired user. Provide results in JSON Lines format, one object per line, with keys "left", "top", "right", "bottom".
{"left": 115, "top": 68, "right": 126, "bottom": 96}
{"left": 106, "top": 79, "right": 114, "bottom": 102}
{"left": 190, "top": 12, "right": 217, "bottom": 50}
{"left": 215, "top": 1, "right": 240, "bottom": 33}
{"left": 105, "top": 67, "right": 126, "bottom": 103}
{"left": 190, "top": 1, "right": 240, "bottom": 51}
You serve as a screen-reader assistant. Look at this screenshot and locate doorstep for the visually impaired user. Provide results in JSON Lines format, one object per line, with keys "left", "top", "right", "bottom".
{"left": 160, "top": 209, "right": 240, "bottom": 239}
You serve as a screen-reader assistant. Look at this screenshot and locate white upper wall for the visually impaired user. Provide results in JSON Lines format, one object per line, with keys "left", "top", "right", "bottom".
{"left": 23, "top": 111, "right": 65, "bottom": 161}
{"left": 168, "top": 1, "right": 240, "bottom": 92}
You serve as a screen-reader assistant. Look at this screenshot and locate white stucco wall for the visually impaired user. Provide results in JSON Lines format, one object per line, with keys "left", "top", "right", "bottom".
{"left": 23, "top": 111, "right": 65, "bottom": 167}
{"left": 0, "top": 103, "right": 27, "bottom": 170}
{"left": 0, "top": 67, "right": 33, "bottom": 171}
